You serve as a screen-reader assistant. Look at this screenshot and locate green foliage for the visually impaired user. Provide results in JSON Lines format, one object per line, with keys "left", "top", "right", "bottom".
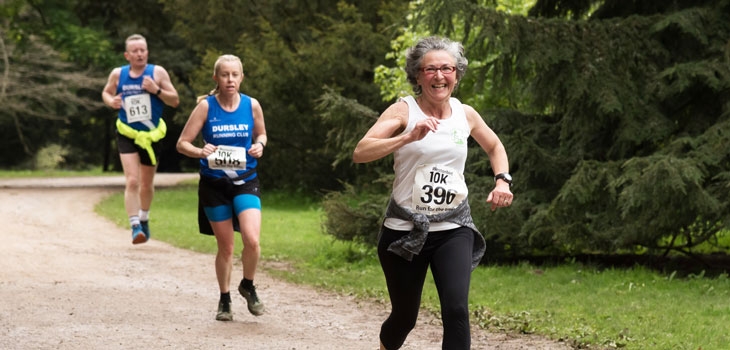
{"left": 321, "top": 183, "right": 389, "bottom": 246}
{"left": 164, "top": 0, "right": 410, "bottom": 192}
{"left": 0, "top": 0, "right": 199, "bottom": 172}
{"left": 321, "top": 0, "right": 730, "bottom": 258}
{"left": 374, "top": 0, "right": 730, "bottom": 257}
{"left": 373, "top": 29, "right": 426, "bottom": 101}
{"left": 0, "top": 0, "right": 127, "bottom": 170}
{"left": 33, "top": 144, "right": 69, "bottom": 170}
{"left": 0, "top": 26, "right": 106, "bottom": 166}
{"left": 5, "top": 0, "right": 730, "bottom": 259}
{"left": 0, "top": 0, "right": 414, "bottom": 182}
{"left": 316, "top": 87, "right": 412, "bottom": 191}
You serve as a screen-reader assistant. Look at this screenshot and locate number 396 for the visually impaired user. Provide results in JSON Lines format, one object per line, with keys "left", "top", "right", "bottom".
{"left": 420, "top": 185, "right": 456, "bottom": 205}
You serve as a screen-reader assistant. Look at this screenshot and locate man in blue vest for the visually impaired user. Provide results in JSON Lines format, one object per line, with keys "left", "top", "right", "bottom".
{"left": 101, "top": 34, "right": 180, "bottom": 244}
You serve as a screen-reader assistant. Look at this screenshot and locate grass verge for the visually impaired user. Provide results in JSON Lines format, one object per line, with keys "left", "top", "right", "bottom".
{"left": 0, "top": 168, "right": 111, "bottom": 178}
{"left": 96, "top": 184, "right": 730, "bottom": 350}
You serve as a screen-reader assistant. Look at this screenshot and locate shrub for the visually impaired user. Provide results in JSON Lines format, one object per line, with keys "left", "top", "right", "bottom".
{"left": 34, "top": 144, "right": 69, "bottom": 170}
{"left": 321, "top": 183, "right": 389, "bottom": 246}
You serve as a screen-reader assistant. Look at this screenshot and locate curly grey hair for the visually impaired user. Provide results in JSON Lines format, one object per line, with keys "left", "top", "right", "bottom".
{"left": 405, "top": 36, "right": 468, "bottom": 95}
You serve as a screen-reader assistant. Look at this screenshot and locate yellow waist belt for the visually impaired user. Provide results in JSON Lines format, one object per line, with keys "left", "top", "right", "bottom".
{"left": 116, "top": 118, "right": 167, "bottom": 165}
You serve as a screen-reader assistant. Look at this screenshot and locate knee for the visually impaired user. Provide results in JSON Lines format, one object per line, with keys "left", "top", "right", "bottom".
{"left": 217, "top": 241, "right": 236, "bottom": 258}
{"left": 241, "top": 228, "right": 261, "bottom": 250}
{"left": 441, "top": 303, "right": 470, "bottom": 333}
{"left": 139, "top": 180, "right": 154, "bottom": 193}
{"left": 242, "top": 236, "right": 260, "bottom": 251}
{"left": 125, "top": 176, "right": 140, "bottom": 191}
{"left": 398, "top": 313, "right": 418, "bottom": 331}
{"left": 441, "top": 301, "right": 469, "bottom": 321}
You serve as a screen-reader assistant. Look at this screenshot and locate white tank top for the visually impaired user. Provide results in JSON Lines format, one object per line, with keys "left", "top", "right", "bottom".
{"left": 384, "top": 96, "right": 470, "bottom": 231}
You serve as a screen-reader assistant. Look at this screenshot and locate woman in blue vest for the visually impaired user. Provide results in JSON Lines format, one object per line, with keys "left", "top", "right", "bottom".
{"left": 102, "top": 34, "right": 180, "bottom": 245}
{"left": 177, "top": 54, "right": 268, "bottom": 322}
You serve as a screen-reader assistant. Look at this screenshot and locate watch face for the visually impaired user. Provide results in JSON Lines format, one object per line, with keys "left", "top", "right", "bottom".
{"left": 496, "top": 173, "right": 512, "bottom": 184}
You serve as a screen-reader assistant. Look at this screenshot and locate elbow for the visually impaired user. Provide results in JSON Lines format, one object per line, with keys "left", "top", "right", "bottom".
{"left": 175, "top": 140, "right": 186, "bottom": 154}
{"left": 352, "top": 149, "right": 367, "bottom": 164}
{"left": 353, "top": 140, "right": 383, "bottom": 163}
{"left": 353, "top": 153, "right": 376, "bottom": 164}
{"left": 353, "top": 145, "right": 384, "bottom": 164}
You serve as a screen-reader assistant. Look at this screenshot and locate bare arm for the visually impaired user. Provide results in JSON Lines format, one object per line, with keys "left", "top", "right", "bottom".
{"left": 102, "top": 66, "right": 180, "bottom": 109}
{"left": 248, "top": 97, "right": 267, "bottom": 159}
{"left": 101, "top": 68, "right": 122, "bottom": 109}
{"left": 352, "top": 101, "right": 440, "bottom": 163}
{"left": 177, "top": 100, "right": 214, "bottom": 159}
{"left": 149, "top": 65, "right": 180, "bottom": 108}
{"left": 465, "top": 104, "right": 513, "bottom": 210}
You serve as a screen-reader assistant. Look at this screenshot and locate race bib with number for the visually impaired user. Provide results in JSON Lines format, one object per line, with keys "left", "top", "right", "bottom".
{"left": 123, "top": 94, "right": 153, "bottom": 123}
{"left": 412, "top": 164, "right": 468, "bottom": 215}
{"left": 207, "top": 145, "right": 248, "bottom": 170}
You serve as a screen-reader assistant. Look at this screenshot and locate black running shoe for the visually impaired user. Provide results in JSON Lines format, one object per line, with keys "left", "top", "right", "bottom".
{"left": 238, "top": 282, "right": 264, "bottom": 316}
{"left": 216, "top": 300, "right": 232, "bottom": 321}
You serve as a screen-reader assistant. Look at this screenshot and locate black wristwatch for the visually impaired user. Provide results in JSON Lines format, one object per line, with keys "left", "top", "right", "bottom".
{"left": 494, "top": 172, "right": 513, "bottom": 187}
{"left": 156, "top": 88, "right": 162, "bottom": 96}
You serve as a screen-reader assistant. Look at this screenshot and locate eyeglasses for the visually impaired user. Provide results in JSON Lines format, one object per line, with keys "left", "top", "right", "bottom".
{"left": 421, "top": 65, "right": 456, "bottom": 75}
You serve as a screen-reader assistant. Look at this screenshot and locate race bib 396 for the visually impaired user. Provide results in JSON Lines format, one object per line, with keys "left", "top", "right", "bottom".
{"left": 411, "top": 164, "right": 468, "bottom": 214}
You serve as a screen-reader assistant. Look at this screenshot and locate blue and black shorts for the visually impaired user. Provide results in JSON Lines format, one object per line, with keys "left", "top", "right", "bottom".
{"left": 199, "top": 175, "right": 261, "bottom": 222}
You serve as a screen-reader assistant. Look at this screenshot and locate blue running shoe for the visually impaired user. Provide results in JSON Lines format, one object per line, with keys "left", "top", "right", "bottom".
{"left": 140, "top": 220, "right": 150, "bottom": 240}
{"left": 132, "top": 224, "right": 147, "bottom": 244}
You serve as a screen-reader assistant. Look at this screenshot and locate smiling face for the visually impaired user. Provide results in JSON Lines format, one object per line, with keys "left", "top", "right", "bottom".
{"left": 417, "top": 50, "right": 458, "bottom": 103}
{"left": 214, "top": 60, "right": 244, "bottom": 95}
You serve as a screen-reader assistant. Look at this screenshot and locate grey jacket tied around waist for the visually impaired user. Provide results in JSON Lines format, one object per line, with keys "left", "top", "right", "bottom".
{"left": 382, "top": 197, "right": 486, "bottom": 270}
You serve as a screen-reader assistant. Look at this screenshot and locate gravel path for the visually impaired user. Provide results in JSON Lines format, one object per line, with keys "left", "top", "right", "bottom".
{"left": 0, "top": 174, "right": 571, "bottom": 349}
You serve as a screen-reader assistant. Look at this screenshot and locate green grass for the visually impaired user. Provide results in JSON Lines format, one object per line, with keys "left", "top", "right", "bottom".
{"left": 95, "top": 184, "right": 730, "bottom": 350}
{"left": 0, "top": 168, "right": 112, "bottom": 178}
{"left": 470, "top": 263, "right": 730, "bottom": 349}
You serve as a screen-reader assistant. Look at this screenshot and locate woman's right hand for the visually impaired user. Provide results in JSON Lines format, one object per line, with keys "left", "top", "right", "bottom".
{"left": 408, "top": 117, "right": 440, "bottom": 142}
{"left": 200, "top": 144, "right": 217, "bottom": 158}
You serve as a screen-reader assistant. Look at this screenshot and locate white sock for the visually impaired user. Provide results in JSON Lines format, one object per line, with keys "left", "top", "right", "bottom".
{"left": 139, "top": 210, "right": 150, "bottom": 222}
{"left": 129, "top": 215, "right": 140, "bottom": 227}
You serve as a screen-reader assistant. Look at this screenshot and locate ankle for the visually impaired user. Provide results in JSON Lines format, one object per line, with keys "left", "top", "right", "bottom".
{"left": 240, "top": 278, "right": 254, "bottom": 290}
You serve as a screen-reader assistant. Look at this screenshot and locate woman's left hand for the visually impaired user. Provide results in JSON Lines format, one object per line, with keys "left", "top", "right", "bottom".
{"left": 486, "top": 185, "right": 513, "bottom": 211}
{"left": 248, "top": 142, "right": 264, "bottom": 159}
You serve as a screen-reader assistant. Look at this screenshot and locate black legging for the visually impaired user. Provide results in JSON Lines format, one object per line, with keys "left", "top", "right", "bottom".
{"left": 378, "top": 225, "right": 474, "bottom": 350}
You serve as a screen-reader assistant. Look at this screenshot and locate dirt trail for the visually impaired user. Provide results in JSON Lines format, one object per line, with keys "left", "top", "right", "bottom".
{"left": 0, "top": 174, "right": 570, "bottom": 349}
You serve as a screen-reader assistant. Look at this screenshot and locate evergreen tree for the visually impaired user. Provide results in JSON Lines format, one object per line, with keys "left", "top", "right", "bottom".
{"left": 411, "top": 0, "right": 730, "bottom": 256}
{"left": 164, "top": 0, "right": 410, "bottom": 192}
{"left": 0, "top": 0, "right": 108, "bottom": 168}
